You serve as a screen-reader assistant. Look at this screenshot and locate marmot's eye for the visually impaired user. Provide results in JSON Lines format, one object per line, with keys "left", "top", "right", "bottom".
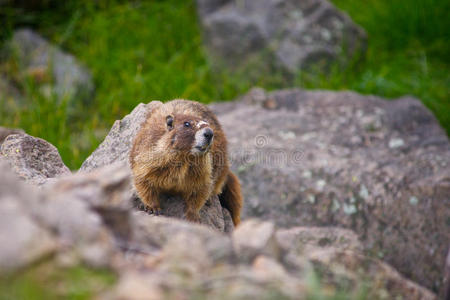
{"left": 184, "top": 122, "right": 191, "bottom": 128}
{"left": 166, "top": 115, "right": 174, "bottom": 129}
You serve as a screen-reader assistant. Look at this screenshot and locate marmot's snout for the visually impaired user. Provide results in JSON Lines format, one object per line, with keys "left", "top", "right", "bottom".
{"left": 193, "top": 126, "right": 214, "bottom": 154}
{"left": 203, "top": 128, "right": 213, "bottom": 142}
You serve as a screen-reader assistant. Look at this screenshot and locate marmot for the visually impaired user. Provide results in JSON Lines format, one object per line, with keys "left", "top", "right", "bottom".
{"left": 129, "top": 99, "right": 242, "bottom": 225}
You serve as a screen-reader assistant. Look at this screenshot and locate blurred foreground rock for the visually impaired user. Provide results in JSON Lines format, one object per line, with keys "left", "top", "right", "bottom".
{"left": 2, "top": 28, "right": 94, "bottom": 103}
{"left": 196, "top": 0, "right": 367, "bottom": 78}
{"left": 0, "top": 161, "right": 436, "bottom": 298}
{"left": 212, "top": 87, "right": 450, "bottom": 292}
{"left": 0, "top": 163, "right": 57, "bottom": 271}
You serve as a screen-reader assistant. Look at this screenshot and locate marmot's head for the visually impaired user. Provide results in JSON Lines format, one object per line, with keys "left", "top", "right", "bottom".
{"left": 164, "top": 113, "right": 214, "bottom": 155}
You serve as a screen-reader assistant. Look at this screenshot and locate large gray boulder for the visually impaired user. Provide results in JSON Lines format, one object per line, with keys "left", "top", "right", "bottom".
{"left": 212, "top": 88, "right": 450, "bottom": 292}
{"left": 196, "top": 0, "right": 367, "bottom": 78}
{"left": 3, "top": 29, "right": 94, "bottom": 103}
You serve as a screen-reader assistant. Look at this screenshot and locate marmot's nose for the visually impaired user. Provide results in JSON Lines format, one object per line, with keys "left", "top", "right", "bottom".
{"left": 203, "top": 128, "right": 214, "bottom": 142}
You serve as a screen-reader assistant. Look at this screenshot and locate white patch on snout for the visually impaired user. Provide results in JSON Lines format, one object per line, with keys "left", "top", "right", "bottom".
{"left": 197, "top": 120, "right": 209, "bottom": 128}
{"left": 192, "top": 127, "right": 213, "bottom": 155}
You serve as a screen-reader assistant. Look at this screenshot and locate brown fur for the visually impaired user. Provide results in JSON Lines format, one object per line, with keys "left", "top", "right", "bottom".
{"left": 129, "top": 99, "right": 242, "bottom": 225}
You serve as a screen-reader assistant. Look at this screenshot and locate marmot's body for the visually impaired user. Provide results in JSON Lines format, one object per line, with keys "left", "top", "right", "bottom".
{"left": 130, "top": 99, "right": 242, "bottom": 225}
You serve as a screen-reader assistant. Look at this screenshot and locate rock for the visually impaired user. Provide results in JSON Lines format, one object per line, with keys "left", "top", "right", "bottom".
{"left": 50, "top": 162, "right": 133, "bottom": 211}
{"left": 307, "top": 249, "right": 436, "bottom": 300}
{"left": 3, "top": 28, "right": 94, "bottom": 104}
{"left": 128, "top": 214, "right": 234, "bottom": 263}
{"left": 101, "top": 271, "right": 164, "bottom": 300}
{"left": 214, "top": 88, "right": 450, "bottom": 292}
{"left": 0, "top": 133, "right": 70, "bottom": 185}
{"left": 196, "top": 0, "right": 367, "bottom": 78}
{"left": 0, "top": 162, "right": 57, "bottom": 272}
{"left": 444, "top": 248, "right": 450, "bottom": 300}
{"left": 42, "top": 162, "right": 133, "bottom": 252}
{"left": 80, "top": 102, "right": 161, "bottom": 172}
{"left": 132, "top": 193, "right": 234, "bottom": 233}
{"left": 0, "top": 126, "right": 24, "bottom": 146}
{"left": 108, "top": 217, "right": 435, "bottom": 299}
{"left": 276, "top": 226, "right": 363, "bottom": 255}
{"left": 232, "top": 219, "right": 281, "bottom": 262}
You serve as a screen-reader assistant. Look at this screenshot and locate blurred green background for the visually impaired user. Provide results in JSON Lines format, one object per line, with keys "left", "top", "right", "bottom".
{"left": 1, "top": 0, "right": 449, "bottom": 170}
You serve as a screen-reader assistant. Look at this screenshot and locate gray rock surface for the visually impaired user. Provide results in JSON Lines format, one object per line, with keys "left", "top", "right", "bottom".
{"left": 0, "top": 162, "right": 57, "bottom": 271}
{"left": 213, "top": 87, "right": 450, "bottom": 292}
{"left": 105, "top": 218, "right": 435, "bottom": 300}
{"left": 444, "top": 248, "right": 450, "bottom": 300}
{"left": 196, "top": 0, "right": 366, "bottom": 77}
{"left": 276, "top": 226, "right": 364, "bottom": 254}
{"left": 1, "top": 133, "right": 70, "bottom": 185}
{"left": 4, "top": 28, "right": 94, "bottom": 103}
{"left": 232, "top": 219, "right": 281, "bottom": 262}
{"left": 0, "top": 126, "right": 24, "bottom": 146}
{"left": 80, "top": 102, "right": 161, "bottom": 172}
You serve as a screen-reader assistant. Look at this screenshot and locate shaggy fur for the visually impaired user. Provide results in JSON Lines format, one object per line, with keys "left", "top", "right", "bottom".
{"left": 130, "top": 99, "right": 242, "bottom": 225}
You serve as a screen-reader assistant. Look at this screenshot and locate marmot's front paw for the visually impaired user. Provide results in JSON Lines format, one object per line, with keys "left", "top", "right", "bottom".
{"left": 142, "top": 203, "right": 162, "bottom": 216}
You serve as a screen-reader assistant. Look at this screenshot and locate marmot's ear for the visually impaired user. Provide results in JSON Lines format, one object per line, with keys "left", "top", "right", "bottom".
{"left": 166, "top": 115, "right": 174, "bottom": 130}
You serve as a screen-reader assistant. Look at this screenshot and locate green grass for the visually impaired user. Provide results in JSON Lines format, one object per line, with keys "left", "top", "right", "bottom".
{"left": 0, "top": 0, "right": 448, "bottom": 169}
{"left": 0, "top": 263, "right": 116, "bottom": 300}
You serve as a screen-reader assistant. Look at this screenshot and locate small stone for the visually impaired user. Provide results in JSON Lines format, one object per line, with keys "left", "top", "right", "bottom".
{"left": 359, "top": 185, "right": 369, "bottom": 200}
{"left": 302, "top": 170, "right": 312, "bottom": 178}
{"left": 409, "top": 196, "right": 419, "bottom": 206}
{"left": 278, "top": 131, "right": 296, "bottom": 140}
{"left": 389, "top": 138, "right": 405, "bottom": 149}
{"left": 332, "top": 199, "right": 341, "bottom": 211}
{"left": 343, "top": 203, "right": 357, "bottom": 215}
{"left": 316, "top": 180, "right": 326, "bottom": 191}
{"left": 306, "top": 194, "right": 316, "bottom": 204}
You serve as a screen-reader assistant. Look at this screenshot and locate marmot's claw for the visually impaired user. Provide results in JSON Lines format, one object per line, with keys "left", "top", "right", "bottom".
{"left": 144, "top": 205, "right": 162, "bottom": 216}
